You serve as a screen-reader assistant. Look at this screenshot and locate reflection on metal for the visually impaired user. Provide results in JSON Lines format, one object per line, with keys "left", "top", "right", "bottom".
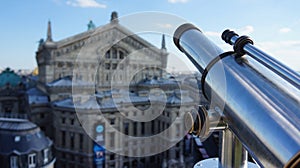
{"left": 222, "top": 29, "right": 300, "bottom": 89}
{"left": 184, "top": 105, "right": 210, "bottom": 138}
{"left": 193, "top": 158, "right": 258, "bottom": 168}
{"left": 174, "top": 23, "right": 300, "bottom": 168}
{"left": 220, "top": 129, "right": 248, "bottom": 168}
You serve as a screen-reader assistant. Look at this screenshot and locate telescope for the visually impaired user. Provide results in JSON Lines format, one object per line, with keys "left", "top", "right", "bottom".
{"left": 173, "top": 23, "right": 300, "bottom": 168}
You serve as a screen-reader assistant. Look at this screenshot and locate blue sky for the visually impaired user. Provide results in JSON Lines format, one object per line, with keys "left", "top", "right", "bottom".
{"left": 1, "top": 0, "right": 300, "bottom": 71}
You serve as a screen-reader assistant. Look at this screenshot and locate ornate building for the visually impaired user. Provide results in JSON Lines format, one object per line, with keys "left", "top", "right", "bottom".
{"left": 0, "top": 117, "right": 55, "bottom": 168}
{"left": 0, "top": 68, "right": 27, "bottom": 118}
{"left": 36, "top": 11, "right": 168, "bottom": 91}
{"left": 31, "top": 11, "right": 201, "bottom": 168}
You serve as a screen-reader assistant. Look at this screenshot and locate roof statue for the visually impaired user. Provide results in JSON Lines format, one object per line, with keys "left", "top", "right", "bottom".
{"left": 38, "top": 38, "right": 44, "bottom": 47}
{"left": 87, "top": 20, "right": 96, "bottom": 30}
{"left": 110, "top": 11, "right": 119, "bottom": 23}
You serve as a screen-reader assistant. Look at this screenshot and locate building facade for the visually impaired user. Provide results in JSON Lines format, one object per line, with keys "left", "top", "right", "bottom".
{"left": 0, "top": 68, "right": 27, "bottom": 118}
{"left": 31, "top": 11, "right": 203, "bottom": 168}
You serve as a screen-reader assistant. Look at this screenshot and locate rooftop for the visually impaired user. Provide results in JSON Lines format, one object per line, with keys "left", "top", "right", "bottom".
{"left": 0, "top": 117, "right": 37, "bottom": 131}
{"left": 0, "top": 68, "right": 21, "bottom": 87}
{"left": 0, "top": 118, "right": 53, "bottom": 155}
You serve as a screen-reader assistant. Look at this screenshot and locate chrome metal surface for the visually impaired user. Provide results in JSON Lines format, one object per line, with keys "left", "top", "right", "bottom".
{"left": 177, "top": 29, "right": 224, "bottom": 70}
{"left": 174, "top": 24, "right": 300, "bottom": 168}
{"left": 229, "top": 34, "right": 300, "bottom": 89}
{"left": 193, "top": 158, "right": 259, "bottom": 168}
{"left": 219, "top": 129, "right": 248, "bottom": 168}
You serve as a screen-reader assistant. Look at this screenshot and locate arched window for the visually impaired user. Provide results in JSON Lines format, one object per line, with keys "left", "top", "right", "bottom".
{"left": 104, "top": 46, "right": 127, "bottom": 60}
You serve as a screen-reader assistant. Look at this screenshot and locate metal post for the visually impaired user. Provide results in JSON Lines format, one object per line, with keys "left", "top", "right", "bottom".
{"left": 219, "top": 129, "right": 248, "bottom": 168}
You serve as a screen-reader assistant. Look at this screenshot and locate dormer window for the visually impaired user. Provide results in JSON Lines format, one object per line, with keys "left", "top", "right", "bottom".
{"left": 10, "top": 156, "right": 18, "bottom": 168}
{"left": 43, "top": 148, "right": 49, "bottom": 164}
{"left": 28, "top": 153, "right": 36, "bottom": 168}
{"left": 14, "top": 136, "right": 20, "bottom": 142}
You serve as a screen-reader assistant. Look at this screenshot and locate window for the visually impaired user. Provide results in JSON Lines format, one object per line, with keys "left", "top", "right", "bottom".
{"left": 141, "top": 122, "right": 145, "bottom": 135}
{"left": 110, "top": 154, "right": 115, "bottom": 160}
{"left": 37, "top": 132, "right": 42, "bottom": 138}
{"left": 28, "top": 153, "right": 36, "bottom": 168}
{"left": 57, "top": 62, "right": 63, "bottom": 68}
{"left": 151, "top": 120, "right": 155, "bottom": 134}
{"left": 158, "top": 121, "right": 161, "bottom": 132}
{"left": 110, "top": 132, "right": 115, "bottom": 148}
{"left": 79, "top": 134, "right": 84, "bottom": 150}
{"left": 10, "top": 156, "right": 18, "bottom": 168}
{"left": 124, "top": 123, "right": 129, "bottom": 135}
{"left": 105, "top": 50, "right": 110, "bottom": 59}
{"left": 110, "top": 118, "right": 115, "bottom": 125}
{"left": 105, "top": 63, "right": 110, "bottom": 70}
{"left": 70, "top": 132, "right": 75, "bottom": 148}
{"left": 43, "top": 148, "right": 49, "bottom": 164}
{"left": 80, "top": 156, "right": 84, "bottom": 163}
{"left": 70, "top": 118, "right": 75, "bottom": 125}
{"left": 119, "top": 51, "right": 124, "bottom": 59}
{"left": 112, "top": 63, "right": 117, "bottom": 70}
{"left": 62, "top": 131, "right": 66, "bottom": 147}
{"left": 26, "top": 134, "right": 32, "bottom": 141}
{"left": 176, "top": 150, "right": 180, "bottom": 158}
{"left": 133, "top": 122, "right": 137, "bottom": 136}
{"left": 62, "top": 117, "right": 66, "bottom": 124}
{"left": 14, "top": 136, "right": 20, "bottom": 142}
{"left": 112, "top": 49, "right": 117, "bottom": 59}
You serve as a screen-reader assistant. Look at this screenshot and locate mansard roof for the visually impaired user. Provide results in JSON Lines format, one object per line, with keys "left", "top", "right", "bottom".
{"left": 47, "top": 76, "right": 93, "bottom": 87}
{"left": 138, "top": 77, "right": 178, "bottom": 86}
{"left": 52, "top": 88, "right": 194, "bottom": 113}
{"left": 0, "top": 118, "right": 52, "bottom": 155}
{"left": 0, "top": 118, "right": 37, "bottom": 131}
{"left": 52, "top": 98, "right": 75, "bottom": 109}
{"left": 26, "top": 87, "right": 49, "bottom": 104}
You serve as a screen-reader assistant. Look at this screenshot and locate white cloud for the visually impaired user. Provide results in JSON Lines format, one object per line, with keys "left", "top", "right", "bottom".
{"left": 205, "top": 25, "right": 254, "bottom": 39}
{"left": 279, "top": 27, "right": 291, "bottom": 33}
{"left": 167, "top": 0, "right": 189, "bottom": 4}
{"left": 237, "top": 25, "right": 254, "bottom": 35}
{"left": 205, "top": 31, "right": 220, "bottom": 37}
{"left": 66, "top": 0, "right": 106, "bottom": 8}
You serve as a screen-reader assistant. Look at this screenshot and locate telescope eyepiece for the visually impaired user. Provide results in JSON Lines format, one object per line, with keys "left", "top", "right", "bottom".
{"left": 221, "top": 29, "right": 238, "bottom": 45}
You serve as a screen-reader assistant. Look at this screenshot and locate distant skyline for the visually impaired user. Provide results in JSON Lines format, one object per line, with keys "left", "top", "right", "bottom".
{"left": 1, "top": 0, "right": 300, "bottom": 71}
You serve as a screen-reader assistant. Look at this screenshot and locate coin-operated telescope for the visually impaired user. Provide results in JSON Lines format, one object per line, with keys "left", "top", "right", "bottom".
{"left": 174, "top": 23, "right": 300, "bottom": 168}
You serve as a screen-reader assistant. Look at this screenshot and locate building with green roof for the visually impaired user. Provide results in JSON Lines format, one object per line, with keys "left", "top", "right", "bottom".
{"left": 0, "top": 68, "right": 21, "bottom": 88}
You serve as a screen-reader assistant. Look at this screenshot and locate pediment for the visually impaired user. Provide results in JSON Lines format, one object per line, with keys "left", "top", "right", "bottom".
{"left": 53, "top": 23, "right": 165, "bottom": 62}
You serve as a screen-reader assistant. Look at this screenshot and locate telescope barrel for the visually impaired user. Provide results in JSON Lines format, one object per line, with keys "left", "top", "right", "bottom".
{"left": 174, "top": 23, "right": 300, "bottom": 168}
{"left": 222, "top": 30, "right": 300, "bottom": 89}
